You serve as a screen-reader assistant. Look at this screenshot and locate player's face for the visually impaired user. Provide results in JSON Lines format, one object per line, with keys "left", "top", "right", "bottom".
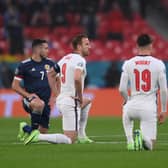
{"left": 80, "top": 38, "right": 91, "bottom": 57}
{"left": 40, "top": 43, "right": 49, "bottom": 58}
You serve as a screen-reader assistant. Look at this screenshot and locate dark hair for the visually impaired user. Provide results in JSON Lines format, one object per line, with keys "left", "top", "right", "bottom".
{"left": 137, "top": 34, "right": 153, "bottom": 47}
{"left": 72, "top": 34, "right": 88, "bottom": 49}
{"left": 32, "top": 39, "right": 47, "bottom": 48}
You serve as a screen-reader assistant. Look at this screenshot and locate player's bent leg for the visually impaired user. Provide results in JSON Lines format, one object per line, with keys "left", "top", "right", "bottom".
{"left": 122, "top": 109, "right": 134, "bottom": 150}
{"left": 24, "top": 130, "right": 72, "bottom": 145}
{"left": 30, "top": 98, "right": 45, "bottom": 130}
{"left": 30, "top": 98, "right": 45, "bottom": 113}
{"left": 38, "top": 109, "right": 50, "bottom": 133}
{"left": 77, "top": 97, "right": 94, "bottom": 144}
{"left": 140, "top": 117, "right": 157, "bottom": 151}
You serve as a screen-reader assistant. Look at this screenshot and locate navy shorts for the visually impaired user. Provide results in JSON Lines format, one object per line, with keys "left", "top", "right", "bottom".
{"left": 22, "top": 98, "right": 50, "bottom": 129}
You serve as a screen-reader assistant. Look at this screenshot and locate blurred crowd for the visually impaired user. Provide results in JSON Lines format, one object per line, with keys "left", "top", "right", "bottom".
{"left": 0, "top": 0, "right": 134, "bottom": 27}
{"left": 0, "top": 0, "right": 152, "bottom": 55}
{"left": 0, "top": 0, "right": 166, "bottom": 89}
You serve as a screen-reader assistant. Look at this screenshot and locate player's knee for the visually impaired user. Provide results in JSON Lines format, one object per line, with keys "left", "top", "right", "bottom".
{"left": 31, "top": 100, "right": 45, "bottom": 112}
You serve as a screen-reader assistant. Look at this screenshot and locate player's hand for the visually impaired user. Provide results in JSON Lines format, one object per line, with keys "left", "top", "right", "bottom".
{"left": 48, "top": 96, "right": 56, "bottom": 107}
{"left": 123, "top": 100, "right": 127, "bottom": 106}
{"left": 158, "top": 112, "right": 167, "bottom": 124}
{"left": 27, "top": 93, "right": 38, "bottom": 98}
{"left": 27, "top": 93, "right": 39, "bottom": 99}
{"left": 81, "top": 97, "right": 92, "bottom": 109}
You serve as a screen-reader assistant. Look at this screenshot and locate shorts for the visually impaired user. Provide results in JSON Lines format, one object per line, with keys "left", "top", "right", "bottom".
{"left": 56, "top": 97, "right": 80, "bottom": 131}
{"left": 22, "top": 98, "right": 50, "bottom": 129}
{"left": 123, "top": 99, "right": 157, "bottom": 140}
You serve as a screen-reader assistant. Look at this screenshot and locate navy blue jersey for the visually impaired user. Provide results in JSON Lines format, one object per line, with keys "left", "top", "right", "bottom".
{"left": 14, "top": 58, "right": 60, "bottom": 103}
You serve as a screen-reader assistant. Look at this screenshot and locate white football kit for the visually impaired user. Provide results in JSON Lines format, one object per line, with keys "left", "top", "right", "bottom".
{"left": 119, "top": 55, "right": 167, "bottom": 141}
{"left": 56, "top": 53, "right": 86, "bottom": 131}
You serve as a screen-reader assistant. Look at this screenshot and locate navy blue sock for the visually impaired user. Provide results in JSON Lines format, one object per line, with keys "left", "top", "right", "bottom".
{"left": 23, "top": 125, "right": 32, "bottom": 134}
{"left": 31, "top": 113, "right": 41, "bottom": 130}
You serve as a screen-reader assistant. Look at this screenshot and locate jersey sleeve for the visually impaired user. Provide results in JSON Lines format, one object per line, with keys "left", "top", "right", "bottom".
{"left": 159, "top": 61, "right": 166, "bottom": 75}
{"left": 14, "top": 63, "right": 24, "bottom": 80}
{"left": 158, "top": 61, "right": 167, "bottom": 112}
{"left": 74, "top": 58, "right": 86, "bottom": 71}
{"left": 122, "top": 61, "right": 128, "bottom": 73}
{"left": 53, "top": 62, "right": 60, "bottom": 73}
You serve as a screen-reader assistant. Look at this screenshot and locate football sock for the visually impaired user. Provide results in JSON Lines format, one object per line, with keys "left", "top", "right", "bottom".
{"left": 23, "top": 125, "right": 32, "bottom": 134}
{"left": 38, "top": 134, "right": 72, "bottom": 144}
{"left": 31, "top": 112, "right": 41, "bottom": 130}
{"left": 122, "top": 113, "right": 134, "bottom": 144}
{"left": 78, "top": 103, "right": 91, "bottom": 138}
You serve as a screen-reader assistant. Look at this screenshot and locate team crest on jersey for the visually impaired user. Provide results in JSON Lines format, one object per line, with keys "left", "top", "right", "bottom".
{"left": 44, "top": 64, "right": 50, "bottom": 70}
{"left": 31, "top": 68, "right": 36, "bottom": 71}
{"left": 77, "top": 62, "right": 83, "bottom": 67}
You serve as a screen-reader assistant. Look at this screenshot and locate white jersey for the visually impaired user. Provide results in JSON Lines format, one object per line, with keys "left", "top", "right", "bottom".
{"left": 58, "top": 53, "right": 86, "bottom": 98}
{"left": 120, "top": 55, "right": 166, "bottom": 102}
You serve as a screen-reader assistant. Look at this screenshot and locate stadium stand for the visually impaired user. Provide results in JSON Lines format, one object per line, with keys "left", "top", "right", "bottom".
{"left": 0, "top": 0, "right": 168, "bottom": 88}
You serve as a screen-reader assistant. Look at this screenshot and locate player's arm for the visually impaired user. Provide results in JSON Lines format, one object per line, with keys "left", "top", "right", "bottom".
{"left": 12, "top": 63, "right": 30, "bottom": 98}
{"left": 119, "top": 71, "right": 129, "bottom": 103}
{"left": 119, "top": 61, "right": 129, "bottom": 104}
{"left": 74, "top": 68, "right": 83, "bottom": 105}
{"left": 12, "top": 63, "right": 38, "bottom": 99}
{"left": 158, "top": 66, "right": 167, "bottom": 124}
{"left": 12, "top": 78, "right": 33, "bottom": 98}
{"left": 47, "top": 66, "right": 61, "bottom": 97}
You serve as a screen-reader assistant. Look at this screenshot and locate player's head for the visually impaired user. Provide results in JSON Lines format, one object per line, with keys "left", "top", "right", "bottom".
{"left": 72, "top": 34, "right": 91, "bottom": 57}
{"left": 32, "top": 39, "right": 49, "bottom": 58}
{"left": 137, "top": 34, "right": 153, "bottom": 54}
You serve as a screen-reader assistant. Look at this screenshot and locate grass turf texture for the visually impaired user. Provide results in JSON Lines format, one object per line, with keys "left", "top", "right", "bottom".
{"left": 0, "top": 117, "right": 168, "bottom": 168}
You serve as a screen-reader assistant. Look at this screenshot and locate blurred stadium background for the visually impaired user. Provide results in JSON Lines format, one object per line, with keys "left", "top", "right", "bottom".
{"left": 0, "top": 0, "right": 168, "bottom": 117}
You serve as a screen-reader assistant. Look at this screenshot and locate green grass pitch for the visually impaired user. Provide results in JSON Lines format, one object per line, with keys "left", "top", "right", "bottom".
{"left": 0, "top": 117, "right": 168, "bottom": 168}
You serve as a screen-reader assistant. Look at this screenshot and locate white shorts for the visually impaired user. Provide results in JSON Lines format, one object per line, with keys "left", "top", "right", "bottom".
{"left": 56, "top": 97, "right": 81, "bottom": 131}
{"left": 123, "top": 100, "right": 157, "bottom": 140}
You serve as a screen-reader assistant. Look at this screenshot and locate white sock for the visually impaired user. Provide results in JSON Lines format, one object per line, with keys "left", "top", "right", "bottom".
{"left": 38, "top": 134, "right": 72, "bottom": 144}
{"left": 78, "top": 103, "right": 91, "bottom": 138}
{"left": 122, "top": 113, "right": 134, "bottom": 144}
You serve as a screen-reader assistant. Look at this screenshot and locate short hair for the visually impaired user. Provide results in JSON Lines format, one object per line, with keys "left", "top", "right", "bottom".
{"left": 137, "top": 34, "right": 153, "bottom": 47}
{"left": 72, "top": 34, "right": 88, "bottom": 49}
{"left": 32, "top": 39, "right": 47, "bottom": 48}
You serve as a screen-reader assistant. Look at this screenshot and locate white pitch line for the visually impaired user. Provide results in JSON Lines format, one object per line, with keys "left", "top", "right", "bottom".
{"left": 12, "top": 142, "right": 49, "bottom": 145}
{"left": 90, "top": 134, "right": 125, "bottom": 138}
{"left": 90, "top": 133, "right": 168, "bottom": 138}
{"left": 95, "top": 141, "right": 125, "bottom": 144}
